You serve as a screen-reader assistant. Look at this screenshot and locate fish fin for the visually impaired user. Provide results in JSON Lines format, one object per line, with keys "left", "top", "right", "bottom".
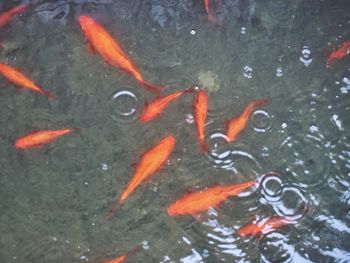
{"left": 86, "top": 42, "right": 95, "bottom": 54}
{"left": 140, "top": 81, "right": 164, "bottom": 96}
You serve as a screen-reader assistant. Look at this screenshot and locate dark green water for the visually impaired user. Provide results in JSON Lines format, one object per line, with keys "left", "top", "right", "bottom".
{"left": 0, "top": 0, "right": 350, "bottom": 262}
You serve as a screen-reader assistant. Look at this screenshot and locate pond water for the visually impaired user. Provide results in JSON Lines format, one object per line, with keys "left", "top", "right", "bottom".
{"left": 0, "top": 0, "right": 350, "bottom": 262}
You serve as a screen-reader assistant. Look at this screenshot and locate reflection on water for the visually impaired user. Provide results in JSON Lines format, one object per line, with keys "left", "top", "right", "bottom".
{"left": 0, "top": 0, "right": 350, "bottom": 262}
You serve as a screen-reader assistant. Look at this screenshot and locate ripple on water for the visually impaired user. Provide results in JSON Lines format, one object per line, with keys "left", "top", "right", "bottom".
{"left": 110, "top": 87, "right": 141, "bottom": 124}
{"left": 249, "top": 108, "right": 273, "bottom": 134}
{"left": 259, "top": 171, "right": 284, "bottom": 204}
{"left": 278, "top": 134, "right": 331, "bottom": 189}
{"left": 259, "top": 231, "right": 295, "bottom": 263}
{"left": 272, "top": 185, "right": 309, "bottom": 221}
{"left": 205, "top": 127, "right": 265, "bottom": 178}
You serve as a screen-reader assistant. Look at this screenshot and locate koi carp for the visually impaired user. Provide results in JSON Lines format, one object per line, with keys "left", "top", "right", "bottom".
{"left": 0, "top": 63, "right": 54, "bottom": 98}
{"left": 15, "top": 129, "right": 77, "bottom": 149}
{"left": 78, "top": 15, "right": 163, "bottom": 95}
{"left": 193, "top": 89, "right": 208, "bottom": 152}
{"left": 326, "top": 40, "right": 350, "bottom": 67}
{"left": 139, "top": 87, "right": 194, "bottom": 122}
{"left": 0, "top": 3, "right": 29, "bottom": 29}
{"left": 225, "top": 99, "right": 268, "bottom": 143}
{"left": 105, "top": 136, "right": 175, "bottom": 220}
{"left": 167, "top": 180, "right": 254, "bottom": 217}
{"left": 238, "top": 216, "right": 294, "bottom": 238}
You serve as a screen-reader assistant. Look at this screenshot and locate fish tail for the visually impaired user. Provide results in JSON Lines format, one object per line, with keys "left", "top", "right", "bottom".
{"left": 103, "top": 199, "right": 122, "bottom": 222}
{"left": 39, "top": 89, "right": 56, "bottom": 99}
{"left": 200, "top": 142, "right": 209, "bottom": 153}
{"left": 252, "top": 98, "right": 268, "bottom": 108}
{"left": 140, "top": 81, "right": 164, "bottom": 95}
{"left": 207, "top": 14, "right": 215, "bottom": 24}
{"left": 184, "top": 85, "right": 196, "bottom": 94}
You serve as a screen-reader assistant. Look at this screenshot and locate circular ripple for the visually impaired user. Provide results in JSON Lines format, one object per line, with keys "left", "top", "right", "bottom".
{"left": 272, "top": 185, "right": 309, "bottom": 221}
{"left": 259, "top": 231, "right": 295, "bottom": 263}
{"left": 258, "top": 171, "right": 284, "bottom": 204}
{"left": 110, "top": 88, "right": 141, "bottom": 124}
{"left": 205, "top": 128, "right": 264, "bottom": 178}
{"left": 279, "top": 135, "right": 331, "bottom": 189}
{"left": 249, "top": 109, "right": 273, "bottom": 133}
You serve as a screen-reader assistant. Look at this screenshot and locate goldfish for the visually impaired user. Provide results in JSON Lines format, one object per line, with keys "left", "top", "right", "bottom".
{"left": 78, "top": 15, "right": 163, "bottom": 95}
{"left": 203, "top": 0, "right": 214, "bottom": 23}
{"left": 99, "top": 247, "right": 139, "bottom": 263}
{"left": 193, "top": 89, "right": 208, "bottom": 152}
{"left": 0, "top": 63, "right": 54, "bottom": 98}
{"left": 139, "top": 87, "right": 194, "bottom": 122}
{"left": 326, "top": 40, "right": 350, "bottom": 67}
{"left": 0, "top": 3, "right": 29, "bottom": 29}
{"left": 167, "top": 180, "right": 254, "bottom": 217}
{"left": 238, "top": 216, "right": 294, "bottom": 238}
{"left": 15, "top": 129, "right": 77, "bottom": 149}
{"left": 225, "top": 98, "right": 268, "bottom": 143}
{"left": 105, "top": 135, "right": 175, "bottom": 220}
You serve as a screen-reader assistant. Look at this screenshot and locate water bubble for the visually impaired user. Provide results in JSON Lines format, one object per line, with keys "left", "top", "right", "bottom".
{"left": 340, "top": 77, "right": 350, "bottom": 94}
{"left": 240, "top": 27, "right": 246, "bottom": 34}
{"left": 276, "top": 67, "right": 283, "bottom": 77}
{"left": 299, "top": 46, "right": 312, "bottom": 67}
{"left": 249, "top": 109, "right": 273, "bottom": 133}
{"left": 101, "top": 163, "right": 108, "bottom": 171}
{"left": 243, "top": 66, "right": 253, "bottom": 79}
{"left": 185, "top": 113, "right": 194, "bottom": 124}
{"left": 190, "top": 29, "right": 196, "bottom": 35}
{"left": 110, "top": 88, "right": 141, "bottom": 124}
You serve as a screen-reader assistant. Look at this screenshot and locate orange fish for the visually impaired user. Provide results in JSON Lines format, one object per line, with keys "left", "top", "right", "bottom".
{"left": 167, "top": 180, "right": 254, "bottom": 217}
{"left": 326, "top": 40, "right": 350, "bottom": 67}
{"left": 238, "top": 216, "right": 294, "bottom": 238}
{"left": 0, "top": 63, "right": 54, "bottom": 98}
{"left": 139, "top": 87, "right": 194, "bottom": 122}
{"left": 203, "top": 0, "right": 214, "bottom": 23}
{"left": 193, "top": 89, "right": 208, "bottom": 152}
{"left": 99, "top": 247, "right": 139, "bottom": 263}
{"left": 105, "top": 136, "right": 175, "bottom": 220}
{"left": 15, "top": 129, "right": 77, "bottom": 149}
{"left": 225, "top": 99, "right": 268, "bottom": 143}
{"left": 78, "top": 15, "right": 163, "bottom": 95}
{"left": 0, "top": 3, "right": 29, "bottom": 29}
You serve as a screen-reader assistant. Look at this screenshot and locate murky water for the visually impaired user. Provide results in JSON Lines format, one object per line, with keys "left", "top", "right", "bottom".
{"left": 0, "top": 0, "right": 350, "bottom": 262}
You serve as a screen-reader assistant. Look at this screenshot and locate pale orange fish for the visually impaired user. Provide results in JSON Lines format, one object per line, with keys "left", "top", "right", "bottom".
{"left": 193, "top": 89, "right": 208, "bottom": 152}
{"left": 225, "top": 99, "right": 268, "bottom": 143}
{"left": 0, "top": 3, "right": 29, "bottom": 29}
{"left": 326, "top": 40, "right": 350, "bottom": 67}
{"left": 203, "top": 0, "right": 214, "bottom": 23}
{"left": 15, "top": 129, "right": 77, "bottom": 149}
{"left": 167, "top": 180, "right": 255, "bottom": 217}
{"left": 0, "top": 63, "right": 54, "bottom": 98}
{"left": 238, "top": 216, "right": 294, "bottom": 238}
{"left": 78, "top": 15, "right": 163, "bottom": 95}
{"left": 139, "top": 87, "right": 194, "bottom": 122}
{"left": 105, "top": 136, "right": 175, "bottom": 220}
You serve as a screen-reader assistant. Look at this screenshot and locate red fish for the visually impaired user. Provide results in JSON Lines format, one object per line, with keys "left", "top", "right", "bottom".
{"left": 105, "top": 136, "right": 175, "bottom": 220}
{"left": 167, "top": 180, "right": 254, "bottom": 217}
{"left": 0, "top": 3, "right": 29, "bottom": 29}
{"left": 15, "top": 129, "right": 77, "bottom": 149}
{"left": 203, "top": 0, "right": 214, "bottom": 23}
{"left": 78, "top": 15, "right": 163, "bottom": 95}
{"left": 238, "top": 216, "right": 294, "bottom": 238}
{"left": 225, "top": 99, "right": 268, "bottom": 143}
{"left": 326, "top": 40, "right": 350, "bottom": 67}
{"left": 193, "top": 89, "right": 208, "bottom": 152}
{"left": 139, "top": 87, "right": 194, "bottom": 122}
{"left": 0, "top": 63, "right": 54, "bottom": 98}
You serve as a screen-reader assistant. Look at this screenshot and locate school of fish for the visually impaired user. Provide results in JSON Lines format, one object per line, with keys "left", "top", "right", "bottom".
{"left": 0, "top": 1, "right": 348, "bottom": 261}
